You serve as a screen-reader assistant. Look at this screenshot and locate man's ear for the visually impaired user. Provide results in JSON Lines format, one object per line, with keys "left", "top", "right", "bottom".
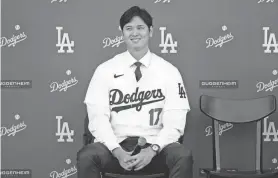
{"left": 149, "top": 26, "right": 153, "bottom": 37}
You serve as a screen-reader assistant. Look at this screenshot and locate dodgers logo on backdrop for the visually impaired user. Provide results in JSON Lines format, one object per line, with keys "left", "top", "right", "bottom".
{"left": 103, "top": 26, "right": 124, "bottom": 48}
{"left": 0, "top": 114, "right": 27, "bottom": 137}
{"left": 56, "top": 27, "right": 74, "bottom": 53}
{"left": 206, "top": 25, "right": 234, "bottom": 48}
{"left": 50, "top": 70, "right": 78, "bottom": 92}
{"left": 159, "top": 27, "right": 177, "bottom": 53}
{"left": 256, "top": 70, "right": 278, "bottom": 92}
{"left": 262, "top": 27, "right": 278, "bottom": 53}
{"left": 154, "top": 0, "right": 171, "bottom": 3}
{"left": 50, "top": 159, "right": 77, "bottom": 178}
{"left": 205, "top": 123, "right": 233, "bottom": 136}
{"left": 258, "top": 0, "right": 275, "bottom": 3}
{"left": 103, "top": 36, "right": 124, "bottom": 48}
{"left": 51, "top": 0, "right": 67, "bottom": 3}
{"left": 0, "top": 25, "right": 27, "bottom": 48}
{"left": 56, "top": 116, "right": 74, "bottom": 142}
{"left": 178, "top": 83, "right": 186, "bottom": 98}
{"left": 263, "top": 116, "right": 278, "bottom": 142}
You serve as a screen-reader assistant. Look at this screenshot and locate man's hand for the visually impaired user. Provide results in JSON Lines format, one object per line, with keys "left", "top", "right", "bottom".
{"left": 112, "top": 147, "right": 136, "bottom": 171}
{"left": 125, "top": 146, "right": 157, "bottom": 171}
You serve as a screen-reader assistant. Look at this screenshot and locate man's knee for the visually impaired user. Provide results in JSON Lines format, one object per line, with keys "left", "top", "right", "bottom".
{"left": 163, "top": 143, "right": 193, "bottom": 161}
{"left": 77, "top": 142, "right": 110, "bottom": 164}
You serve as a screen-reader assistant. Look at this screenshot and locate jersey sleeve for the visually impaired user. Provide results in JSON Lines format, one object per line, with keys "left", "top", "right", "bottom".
{"left": 163, "top": 67, "right": 190, "bottom": 111}
{"left": 153, "top": 67, "right": 190, "bottom": 151}
{"left": 84, "top": 65, "right": 110, "bottom": 107}
{"left": 84, "top": 65, "right": 120, "bottom": 151}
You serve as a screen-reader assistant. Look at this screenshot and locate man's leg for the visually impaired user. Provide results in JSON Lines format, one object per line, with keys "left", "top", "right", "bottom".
{"left": 161, "top": 143, "right": 193, "bottom": 178}
{"left": 76, "top": 142, "right": 124, "bottom": 178}
{"left": 141, "top": 143, "right": 193, "bottom": 178}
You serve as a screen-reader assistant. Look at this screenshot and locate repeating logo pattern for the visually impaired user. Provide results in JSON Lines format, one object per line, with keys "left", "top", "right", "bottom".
{"left": 256, "top": 70, "right": 278, "bottom": 93}
{"left": 103, "top": 27, "right": 124, "bottom": 48}
{"left": 49, "top": 159, "right": 77, "bottom": 178}
{"left": 200, "top": 80, "right": 238, "bottom": 89}
{"left": 262, "top": 27, "right": 278, "bottom": 54}
{"left": 2, "top": 2, "right": 278, "bottom": 177}
{"left": 51, "top": 0, "right": 67, "bottom": 3}
{"left": 263, "top": 116, "right": 278, "bottom": 142}
{"left": 159, "top": 27, "right": 178, "bottom": 53}
{"left": 50, "top": 70, "right": 78, "bottom": 92}
{"left": 56, "top": 116, "right": 74, "bottom": 142}
{"left": 1, "top": 80, "right": 32, "bottom": 89}
{"left": 56, "top": 27, "right": 74, "bottom": 53}
{"left": 0, "top": 25, "right": 27, "bottom": 48}
{"left": 258, "top": 0, "right": 275, "bottom": 3}
{"left": 154, "top": 0, "right": 171, "bottom": 3}
{"left": 0, "top": 114, "right": 27, "bottom": 137}
{"left": 103, "top": 35, "right": 124, "bottom": 48}
{"left": 206, "top": 25, "right": 234, "bottom": 48}
{"left": 0, "top": 169, "right": 31, "bottom": 178}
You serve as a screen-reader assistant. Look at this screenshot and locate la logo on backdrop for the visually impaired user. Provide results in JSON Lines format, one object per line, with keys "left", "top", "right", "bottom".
{"left": 159, "top": 27, "right": 178, "bottom": 53}
{"left": 102, "top": 25, "right": 178, "bottom": 54}
{"left": 49, "top": 159, "right": 77, "bottom": 178}
{"left": 258, "top": 0, "right": 275, "bottom": 3}
{"left": 154, "top": 0, "right": 171, "bottom": 3}
{"left": 0, "top": 114, "right": 27, "bottom": 137}
{"left": 263, "top": 116, "right": 278, "bottom": 142}
{"left": 254, "top": 65, "right": 278, "bottom": 142}
{"left": 56, "top": 26, "right": 74, "bottom": 53}
{"left": 262, "top": 27, "right": 278, "bottom": 54}
{"left": 56, "top": 116, "right": 74, "bottom": 142}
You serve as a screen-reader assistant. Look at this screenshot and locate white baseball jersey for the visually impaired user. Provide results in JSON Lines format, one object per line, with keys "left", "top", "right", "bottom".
{"left": 84, "top": 50, "right": 190, "bottom": 151}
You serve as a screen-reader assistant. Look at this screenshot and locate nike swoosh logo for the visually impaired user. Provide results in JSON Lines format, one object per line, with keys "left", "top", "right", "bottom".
{"left": 111, "top": 98, "right": 165, "bottom": 113}
{"left": 114, "top": 74, "right": 124, "bottom": 78}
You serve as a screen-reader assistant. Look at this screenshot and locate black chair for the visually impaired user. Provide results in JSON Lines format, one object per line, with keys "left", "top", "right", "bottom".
{"left": 200, "top": 95, "right": 278, "bottom": 178}
{"left": 83, "top": 114, "right": 171, "bottom": 178}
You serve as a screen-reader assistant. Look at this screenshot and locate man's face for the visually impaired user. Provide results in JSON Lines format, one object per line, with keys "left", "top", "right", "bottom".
{"left": 122, "top": 16, "right": 153, "bottom": 51}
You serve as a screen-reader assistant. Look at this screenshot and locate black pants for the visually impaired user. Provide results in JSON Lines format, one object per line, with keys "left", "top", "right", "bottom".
{"left": 76, "top": 139, "right": 193, "bottom": 178}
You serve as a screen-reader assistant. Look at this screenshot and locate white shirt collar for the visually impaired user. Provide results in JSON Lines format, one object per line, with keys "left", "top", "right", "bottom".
{"left": 125, "top": 49, "right": 152, "bottom": 68}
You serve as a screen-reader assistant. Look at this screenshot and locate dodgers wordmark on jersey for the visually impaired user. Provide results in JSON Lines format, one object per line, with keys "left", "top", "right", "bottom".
{"left": 84, "top": 50, "right": 190, "bottom": 152}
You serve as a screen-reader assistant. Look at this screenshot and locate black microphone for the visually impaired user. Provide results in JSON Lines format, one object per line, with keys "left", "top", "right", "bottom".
{"left": 131, "top": 137, "right": 147, "bottom": 156}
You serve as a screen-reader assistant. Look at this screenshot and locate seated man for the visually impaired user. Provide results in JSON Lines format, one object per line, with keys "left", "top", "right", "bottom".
{"left": 77, "top": 6, "right": 193, "bottom": 178}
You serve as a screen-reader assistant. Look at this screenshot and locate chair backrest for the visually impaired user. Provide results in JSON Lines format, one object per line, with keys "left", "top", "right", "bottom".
{"left": 200, "top": 95, "right": 276, "bottom": 173}
{"left": 200, "top": 95, "right": 276, "bottom": 123}
{"left": 83, "top": 114, "right": 94, "bottom": 145}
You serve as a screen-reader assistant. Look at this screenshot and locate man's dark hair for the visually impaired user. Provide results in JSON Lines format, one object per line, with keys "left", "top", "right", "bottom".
{"left": 120, "top": 6, "right": 153, "bottom": 31}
